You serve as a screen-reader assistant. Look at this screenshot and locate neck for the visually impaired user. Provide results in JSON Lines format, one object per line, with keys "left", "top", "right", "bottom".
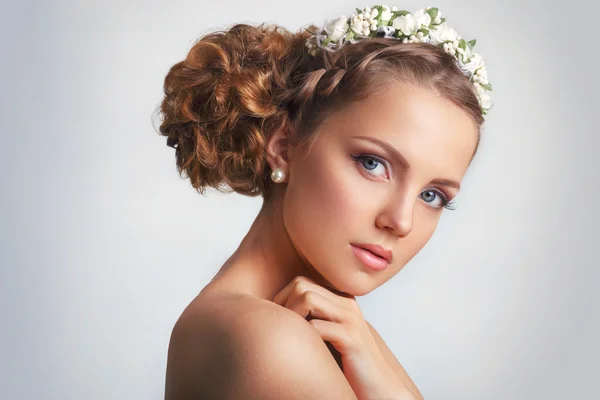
{"left": 209, "top": 195, "right": 333, "bottom": 301}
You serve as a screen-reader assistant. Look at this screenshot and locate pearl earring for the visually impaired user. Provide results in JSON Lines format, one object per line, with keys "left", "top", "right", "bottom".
{"left": 270, "top": 167, "right": 286, "bottom": 183}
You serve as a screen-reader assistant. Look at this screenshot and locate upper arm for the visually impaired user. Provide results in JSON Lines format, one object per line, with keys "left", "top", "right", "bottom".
{"left": 223, "top": 307, "right": 358, "bottom": 399}
{"left": 165, "top": 298, "right": 358, "bottom": 400}
{"left": 366, "top": 321, "right": 424, "bottom": 400}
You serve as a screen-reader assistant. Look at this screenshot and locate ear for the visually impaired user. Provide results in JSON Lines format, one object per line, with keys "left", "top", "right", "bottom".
{"left": 265, "top": 127, "right": 291, "bottom": 175}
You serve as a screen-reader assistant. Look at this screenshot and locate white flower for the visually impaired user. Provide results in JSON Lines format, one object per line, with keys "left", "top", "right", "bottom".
{"left": 476, "top": 84, "right": 491, "bottom": 109}
{"left": 392, "top": 14, "right": 416, "bottom": 36}
{"left": 476, "top": 67, "right": 488, "bottom": 79}
{"left": 430, "top": 22, "right": 458, "bottom": 44}
{"left": 350, "top": 14, "right": 365, "bottom": 35}
{"left": 380, "top": 5, "right": 393, "bottom": 21}
{"left": 463, "top": 53, "right": 485, "bottom": 75}
{"left": 391, "top": 6, "right": 398, "bottom": 12}
{"left": 324, "top": 16, "right": 349, "bottom": 42}
{"left": 458, "top": 44, "right": 472, "bottom": 61}
{"left": 412, "top": 9, "right": 432, "bottom": 29}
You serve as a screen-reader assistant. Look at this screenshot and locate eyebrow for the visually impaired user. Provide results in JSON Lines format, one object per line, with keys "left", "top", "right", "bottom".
{"left": 351, "top": 135, "right": 461, "bottom": 191}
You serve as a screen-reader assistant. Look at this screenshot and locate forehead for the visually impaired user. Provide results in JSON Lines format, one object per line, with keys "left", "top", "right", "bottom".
{"left": 319, "top": 81, "right": 479, "bottom": 177}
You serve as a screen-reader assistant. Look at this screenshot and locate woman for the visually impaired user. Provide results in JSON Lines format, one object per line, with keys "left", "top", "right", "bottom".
{"left": 157, "top": 5, "right": 491, "bottom": 399}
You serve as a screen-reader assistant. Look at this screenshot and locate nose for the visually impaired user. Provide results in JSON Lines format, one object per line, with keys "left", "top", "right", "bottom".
{"left": 375, "top": 196, "right": 414, "bottom": 238}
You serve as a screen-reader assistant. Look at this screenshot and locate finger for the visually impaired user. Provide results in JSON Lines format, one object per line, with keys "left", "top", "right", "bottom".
{"left": 308, "top": 318, "right": 356, "bottom": 354}
{"left": 286, "top": 290, "right": 348, "bottom": 323}
{"left": 272, "top": 275, "right": 318, "bottom": 306}
{"left": 273, "top": 276, "right": 357, "bottom": 311}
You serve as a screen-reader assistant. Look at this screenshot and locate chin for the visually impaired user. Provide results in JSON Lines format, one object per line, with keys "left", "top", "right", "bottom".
{"left": 324, "top": 276, "right": 377, "bottom": 297}
{"left": 346, "top": 284, "right": 376, "bottom": 297}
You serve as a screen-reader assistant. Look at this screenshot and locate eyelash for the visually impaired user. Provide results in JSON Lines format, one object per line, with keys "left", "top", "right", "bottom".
{"left": 350, "top": 154, "right": 457, "bottom": 211}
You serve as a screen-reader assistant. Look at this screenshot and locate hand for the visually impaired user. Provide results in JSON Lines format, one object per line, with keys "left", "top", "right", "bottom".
{"left": 273, "top": 276, "right": 414, "bottom": 400}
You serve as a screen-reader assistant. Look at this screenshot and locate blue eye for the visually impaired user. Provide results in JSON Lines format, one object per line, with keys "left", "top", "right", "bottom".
{"left": 351, "top": 154, "right": 457, "bottom": 211}
{"left": 351, "top": 154, "right": 387, "bottom": 178}
{"left": 421, "top": 190, "right": 457, "bottom": 211}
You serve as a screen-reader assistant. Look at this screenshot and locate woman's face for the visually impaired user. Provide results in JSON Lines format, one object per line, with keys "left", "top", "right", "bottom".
{"left": 282, "top": 81, "right": 479, "bottom": 296}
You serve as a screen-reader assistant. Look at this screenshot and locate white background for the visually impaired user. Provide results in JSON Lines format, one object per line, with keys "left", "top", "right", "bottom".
{"left": 1, "top": 0, "right": 598, "bottom": 399}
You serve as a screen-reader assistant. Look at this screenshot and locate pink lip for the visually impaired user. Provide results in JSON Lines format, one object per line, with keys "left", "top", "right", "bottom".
{"left": 352, "top": 243, "right": 393, "bottom": 263}
{"left": 350, "top": 244, "right": 391, "bottom": 271}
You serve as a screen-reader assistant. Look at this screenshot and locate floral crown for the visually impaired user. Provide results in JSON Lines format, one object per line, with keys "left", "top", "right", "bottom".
{"left": 304, "top": 5, "right": 493, "bottom": 117}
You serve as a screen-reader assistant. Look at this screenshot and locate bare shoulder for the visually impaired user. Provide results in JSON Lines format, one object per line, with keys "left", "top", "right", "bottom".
{"left": 165, "top": 292, "right": 357, "bottom": 400}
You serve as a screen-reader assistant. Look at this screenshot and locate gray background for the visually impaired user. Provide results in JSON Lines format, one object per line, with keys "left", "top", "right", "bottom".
{"left": 1, "top": 0, "right": 598, "bottom": 399}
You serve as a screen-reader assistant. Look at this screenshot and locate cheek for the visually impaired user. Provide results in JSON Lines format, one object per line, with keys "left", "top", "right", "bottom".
{"left": 284, "top": 154, "right": 357, "bottom": 239}
{"left": 283, "top": 153, "right": 376, "bottom": 291}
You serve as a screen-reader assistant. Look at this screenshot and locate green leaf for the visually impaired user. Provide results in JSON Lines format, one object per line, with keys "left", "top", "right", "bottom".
{"left": 395, "top": 10, "right": 410, "bottom": 16}
{"left": 322, "top": 37, "right": 332, "bottom": 46}
{"left": 356, "top": 8, "right": 362, "bottom": 14}
{"left": 418, "top": 28, "right": 430, "bottom": 36}
{"left": 426, "top": 7, "right": 439, "bottom": 20}
{"left": 459, "top": 38, "right": 467, "bottom": 51}
{"left": 481, "top": 83, "right": 492, "bottom": 91}
{"left": 439, "top": 17, "right": 446, "bottom": 24}
{"left": 375, "top": 6, "right": 383, "bottom": 24}
{"left": 467, "top": 39, "right": 476, "bottom": 49}
{"left": 346, "top": 30, "right": 356, "bottom": 41}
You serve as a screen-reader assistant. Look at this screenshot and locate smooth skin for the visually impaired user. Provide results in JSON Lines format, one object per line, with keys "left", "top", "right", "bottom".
{"left": 164, "top": 81, "right": 479, "bottom": 399}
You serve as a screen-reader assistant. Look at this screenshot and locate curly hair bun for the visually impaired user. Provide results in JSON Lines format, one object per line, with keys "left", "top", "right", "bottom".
{"left": 156, "top": 23, "right": 304, "bottom": 196}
